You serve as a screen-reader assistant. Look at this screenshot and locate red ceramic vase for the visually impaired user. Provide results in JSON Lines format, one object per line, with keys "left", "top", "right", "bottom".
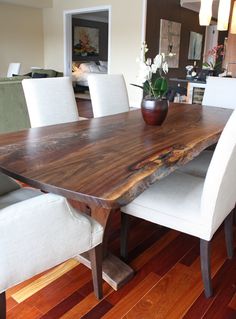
{"left": 141, "top": 98, "right": 169, "bottom": 126}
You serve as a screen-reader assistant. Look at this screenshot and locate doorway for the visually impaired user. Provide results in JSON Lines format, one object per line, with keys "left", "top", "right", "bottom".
{"left": 64, "top": 6, "right": 111, "bottom": 78}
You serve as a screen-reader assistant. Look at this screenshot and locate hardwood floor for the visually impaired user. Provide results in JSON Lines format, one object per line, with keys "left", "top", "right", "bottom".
{"left": 76, "top": 98, "right": 93, "bottom": 118}
{"left": 6, "top": 213, "right": 236, "bottom": 318}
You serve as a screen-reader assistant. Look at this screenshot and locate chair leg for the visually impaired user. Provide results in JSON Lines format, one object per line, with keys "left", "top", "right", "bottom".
{"left": 233, "top": 204, "right": 236, "bottom": 225}
{"left": 200, "top": 239, "right": 213, "bottom": 298}
{"left": 224, "top": 211, "right": 234, "bottom": 259}
{"left": 89, "top": 244, "right": 103, "bottom": 299}
{"left": 0, "top": 292, "right": 6, "bottom": 319}
{"left": 120, "top": 213, "right": 130, "bottom": 261}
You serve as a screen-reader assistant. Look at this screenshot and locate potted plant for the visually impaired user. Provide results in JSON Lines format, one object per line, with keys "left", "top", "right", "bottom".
{"left": 133, "top": 42, "right": 169, "bottom": 125}
{"left": 202, "top": 44, "right": 225, "bottom": 76}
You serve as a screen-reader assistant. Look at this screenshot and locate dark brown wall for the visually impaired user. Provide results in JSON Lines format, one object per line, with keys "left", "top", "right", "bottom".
{"left": 146, "top": 0, "right": 206, "bottom": 79}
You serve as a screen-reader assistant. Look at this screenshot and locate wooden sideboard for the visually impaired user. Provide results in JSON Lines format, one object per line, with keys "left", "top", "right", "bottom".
{"left": 169, "top": 78, "right": 206, "bottom": 105}
{"left": 187, "top": 82, "right": 206, "bottom": 104}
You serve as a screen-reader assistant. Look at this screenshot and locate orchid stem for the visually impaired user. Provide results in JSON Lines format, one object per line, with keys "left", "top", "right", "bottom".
{"left": 149, "top": 82, "right": 156, "bottom": 98}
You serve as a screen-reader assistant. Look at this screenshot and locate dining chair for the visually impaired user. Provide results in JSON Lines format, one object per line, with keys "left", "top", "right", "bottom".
{"left": 88, "top": 74, "right": 130, "bottom": 118}
{"left": 120, "top": 109, "right": 236, "bottom": 298}
{"left": 22, "top": 77, "right": 80, "bottom": 127}
{"left": 7, "top": 63, "right": 21, "bottom": 77}
{"left": 202, "top": 77, "right": 236, "bottom": 109}
{"left": 0, "top": 172, "right": 104, "bottom": 319}
{"left": 180, "top": 76, "right": 236, "bottom": 177}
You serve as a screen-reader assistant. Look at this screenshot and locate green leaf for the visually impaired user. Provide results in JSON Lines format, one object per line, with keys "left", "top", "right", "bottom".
{"left": 130, "top": 83, "right": 144, "bottom": 90}
{"left": 152, "top": 77, "right": 168, "bottom": 98}
{"left": 160, "top": 78, "right": 168, "bottom": 96}
{"left": 143, "top": 81, "right": 151, "bottom": 95}
{"left": 131, "top": 75, "right": 168, "bottom": 99}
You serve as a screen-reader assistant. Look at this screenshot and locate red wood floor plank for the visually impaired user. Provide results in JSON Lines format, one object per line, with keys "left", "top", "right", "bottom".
{"left": 80, "top": 299, "right": 113, "bottom": 319}
{"left": 183, "top": 258, "right": 236, "bottom": 318}
{"left": 24, "top": 266, "right": 91, "bottom": 314}
{"left": 145, "top": 233, "right": 197, "bottom": 277}
{"left": 39, "top": 291, "right": 84, "bottom": 319}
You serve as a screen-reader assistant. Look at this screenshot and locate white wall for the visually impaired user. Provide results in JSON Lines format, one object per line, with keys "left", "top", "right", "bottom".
{"left": 0, "top": 0, "right": 52, "bottom": 8}
{"left": 43, "top": 0, "right": 145, "bottom": 106}
{"left": 0, "top": 3, "right": 44, "bottom": 75}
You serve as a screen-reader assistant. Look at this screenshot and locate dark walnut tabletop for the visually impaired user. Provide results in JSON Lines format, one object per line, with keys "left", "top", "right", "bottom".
{"left": 0, "top": 103, "right": 232, "bottom": 290}
{"left": 0, "top": 104, "right": 232, "bottom": 209}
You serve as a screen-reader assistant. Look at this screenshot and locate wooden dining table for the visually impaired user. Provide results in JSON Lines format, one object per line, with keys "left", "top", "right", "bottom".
{"left": 0, "top": 103, "right": 232, "bottom": 290}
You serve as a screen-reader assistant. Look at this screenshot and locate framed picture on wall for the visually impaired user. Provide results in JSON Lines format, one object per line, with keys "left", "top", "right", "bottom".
{"left": 188, "top": 31, "right": 203, "bottom": 60}
{"left": 159, "top": 19, "right": 181, "bottom": 68}
{"left": 72, "top": 18, "right": 108, "bottom": 62}
{"left": 73, "top": 25, "right": 99, "bottom": 58}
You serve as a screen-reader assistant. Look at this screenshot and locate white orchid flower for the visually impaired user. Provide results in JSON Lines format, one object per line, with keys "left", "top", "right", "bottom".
{"left": 140, "top": 42, "right": 148, "bottom": 63}
{"left": 152, "top": 53, "right": 168, "bottom": 74}
{"left": 138, "top": 62, "right": 152, "bottom": 83}
{"left": 162, "top": 61, "right": 168, "bottom": 74}
{"left": 134, "top": 44, "right": 169, "bottom": 98}
{"left": 161, "top": 53, "right": 166, "bottom": 61}
{"left": 153, "top": 54, "right": 163, "bottom": 68}
{"left": 146, "top": 58, "right": 152, "bottom": 66}
{"left": 151, "top": 63, "right": 158, "bottom": 73}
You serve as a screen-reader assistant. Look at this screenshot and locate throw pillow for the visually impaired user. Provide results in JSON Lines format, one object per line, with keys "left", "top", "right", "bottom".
{"left": 99, "top": 61, "right": 108, "bottom": 67}
{"left": 98, "top": 65, "right": 107, "bottom": 73}
{"left": 79, "top": 62, "right": 95, "bottom": 72}
{"left": 32, "top": 73, "right": 48, "bottom": 78}
{"left": 32, "top": 69, "right": 57, "bottom": 78}
{"left": 12, "top": 72, "right": 32, "bottom": 77}
{"left": 89, "top": 64, "right": 100, "bottom": 72}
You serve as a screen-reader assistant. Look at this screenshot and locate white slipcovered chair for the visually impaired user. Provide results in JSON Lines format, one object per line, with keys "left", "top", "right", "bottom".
{"left": 22, "top": 77, "right": 80, "bottom": 128}
{"left": 7, "top": 63, "right": 21, "bottom": 78}
{"left": 88, "top": 74, "right": 130, "bottom": 118}
{"left": 202, "top": 77, "right": 236, "bottom": 109}
{"left": 180, "top": 76, "right": 236, "bottom": 177}
{"left": 0, "top": 172, "right": 103, "bottom": 318}
{"left": 121, "top": 109, "right": 236, "bottom": 298}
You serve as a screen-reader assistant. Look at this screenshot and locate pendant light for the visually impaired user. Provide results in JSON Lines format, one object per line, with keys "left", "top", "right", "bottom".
{"left": 217, "top": 0, "right": 231, "bottom": 30}
{"left": 231, "top": 1, "right": 236, "bottom": 34}
{"left": 199, "top": 0, "right": 213, "bottom": 26}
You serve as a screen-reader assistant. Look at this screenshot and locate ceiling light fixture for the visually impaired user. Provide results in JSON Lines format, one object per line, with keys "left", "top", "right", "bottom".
{"left": 231, "top": 1, "right": 236, "bottom": 34}
{"left": 199, "top": 0, "right": 213, "bottom": 26}
{"left": 217, "top": 0, "right": 231, "bottom": 30}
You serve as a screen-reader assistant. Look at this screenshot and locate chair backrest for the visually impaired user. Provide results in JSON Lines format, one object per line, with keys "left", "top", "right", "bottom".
{"left": 7, "top": 63, "right": 21, "bottom": 77}
{"left": 22, "top": 77, "right": 79, "bottom": 127}
{"left": 201, "top": 109, "right": 236, "bottom": 236}
{"left": 0, "top": 190, "right": 103, "bottom": 298}
{"left": 202, "top": 77, "right": 236, "bottom": 109}
{"left": 88, "top": 74, "right": 130, "bottom": 118}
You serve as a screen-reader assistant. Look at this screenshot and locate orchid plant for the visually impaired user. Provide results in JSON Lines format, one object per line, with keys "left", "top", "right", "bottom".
{"left": 132, "top": 42, "right": 169, "bottom": 99}
{"left": 203, "top": 44, "right": 224, "bottom": 73}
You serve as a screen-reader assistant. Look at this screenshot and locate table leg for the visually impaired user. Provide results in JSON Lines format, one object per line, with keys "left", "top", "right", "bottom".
{"left": 77, "top": 205, "right": 134, "bottom": 290}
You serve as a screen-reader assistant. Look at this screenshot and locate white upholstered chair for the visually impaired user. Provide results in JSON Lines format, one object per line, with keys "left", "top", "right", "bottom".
{"left": 121, "top": 109, "right": 236, "bottom": 298}
{"left": 7, "top": 63, "right": 21, "bottom": 77}
{"left": 180, "top": 76, "right": 236, "bottom": 177}
{"left": 202, "top": 77, "right": 236, "bottom": 109}
{"left": 0, "top": 172, "right": 103, "bottom": 318}
{"left": 88, "top": 74, "right": 130, "bottom": 118}
{"left": 22, "top": 77, "right": 80, "bottom": 128}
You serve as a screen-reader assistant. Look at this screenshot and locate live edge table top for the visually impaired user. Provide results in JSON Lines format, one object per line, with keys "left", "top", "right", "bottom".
{"left": 0, "top": 103, "right": 232, "bottom": 209}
